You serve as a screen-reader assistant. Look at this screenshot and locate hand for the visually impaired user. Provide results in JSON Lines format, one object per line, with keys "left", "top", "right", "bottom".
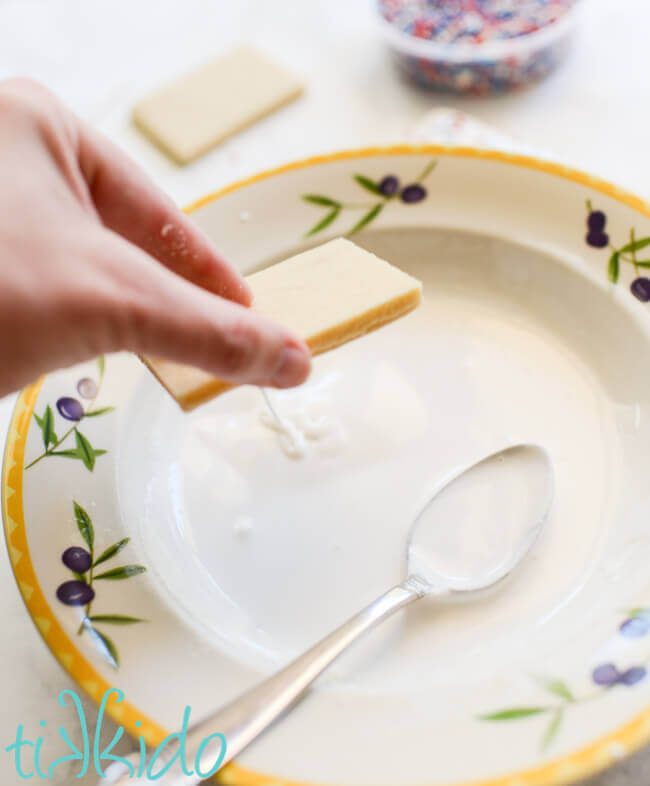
{"left": 0, "top": 78, "right": 311, "bottom": 399}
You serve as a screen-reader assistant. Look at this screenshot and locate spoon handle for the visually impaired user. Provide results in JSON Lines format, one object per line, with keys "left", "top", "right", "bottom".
{"left": 181, "top": 579, "right": 425, "bottom": 783}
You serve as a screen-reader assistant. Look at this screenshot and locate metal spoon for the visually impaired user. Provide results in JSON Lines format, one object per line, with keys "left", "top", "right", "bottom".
{"left": 107, "top": 443, "right": 553, "bottom": 785}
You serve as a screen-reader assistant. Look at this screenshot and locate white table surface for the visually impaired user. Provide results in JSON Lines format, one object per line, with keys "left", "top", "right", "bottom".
{"left": 1, "top": 1, "right": 649, "bottom": 783}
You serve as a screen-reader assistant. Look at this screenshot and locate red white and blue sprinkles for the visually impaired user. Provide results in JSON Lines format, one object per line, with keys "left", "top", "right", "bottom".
{"left": 378, "top": 0, "right": 579, "bottom": 93}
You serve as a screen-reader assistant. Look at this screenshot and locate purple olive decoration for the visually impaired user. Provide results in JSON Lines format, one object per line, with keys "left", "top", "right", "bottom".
{"left": 56, "top": 580, "right": 95, "bottom": 606}
{"left": 620, "top": 616, "right": 650, "bottom": 637}
{"left": 62, "top": 547, "right": 92, "bottom": 574}
{"left": 631, "top": 278, "right": 650, "bottom": 302}
{"left": 401, "top": 184, "right": 427, "bottom": 204}
{"left": 378, "top": 175, "right": 400, "bottom": 197}
{"left": 619, "top": 666, "right": 647, "bottom": 686}
{"left": 592, "top": 663, "right": 619, "bottom": 686}
{"left": 56, "top": 397, "right": 84, "bottom": 422}
{"left": 587, "top": 210, "right": 606, "bottom": 232}
{"left": 77, "top": 378, "right": 98, "bottom": 399}
{"left": 586, "top": 231, "right": 609, "bottom": 248}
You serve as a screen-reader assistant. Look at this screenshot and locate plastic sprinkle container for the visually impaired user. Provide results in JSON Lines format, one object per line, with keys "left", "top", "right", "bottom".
{"left": 377, "top": 0, "right": 581, "bottom": 94}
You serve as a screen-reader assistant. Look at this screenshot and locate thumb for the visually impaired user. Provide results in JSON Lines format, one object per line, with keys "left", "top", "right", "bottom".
{"left": 99, "top": 234, "right": 311, "bottom": 389}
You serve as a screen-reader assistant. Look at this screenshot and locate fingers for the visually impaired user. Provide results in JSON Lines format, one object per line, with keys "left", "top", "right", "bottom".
{"left": 77, "top": 123, "right": 252, "bottom": 306}
{"left": 0, "top": 78, "right": 251, "bottom": 306}
{"left": 98, "top": 232, "right": 311, "bottom": 389}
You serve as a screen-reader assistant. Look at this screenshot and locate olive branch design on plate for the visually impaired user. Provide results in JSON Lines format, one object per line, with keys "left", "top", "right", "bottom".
{"left": 585, "top": 200, "right": 650, "bottom": 301}
{"left": 302, "top": 159, "right": 437, "bottom": 237}
{"left": 480, "top": 608, "right": 650, "bottom": 750}
{"left": 26, "top": 356, "right": 113, "bottom": 472}
{"left": 56, "top": 500, "right": 147, "bottom": 669}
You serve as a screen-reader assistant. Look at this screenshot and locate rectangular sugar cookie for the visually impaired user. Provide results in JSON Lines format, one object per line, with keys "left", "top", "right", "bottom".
{"left": 133, "top": 45, "right": 303, "bottom": 164}
{"left": 144, "top": 238, "right": 422, "bottom": 410}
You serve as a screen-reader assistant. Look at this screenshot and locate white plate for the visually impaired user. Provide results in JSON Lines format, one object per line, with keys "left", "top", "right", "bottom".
{"left": 5, "top": 146, "right": 650, "bottom": 786}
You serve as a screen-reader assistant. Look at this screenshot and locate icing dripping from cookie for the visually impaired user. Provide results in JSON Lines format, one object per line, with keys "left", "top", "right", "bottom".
{"left": 259, "top": 388, "right": 346, "bottom": 459}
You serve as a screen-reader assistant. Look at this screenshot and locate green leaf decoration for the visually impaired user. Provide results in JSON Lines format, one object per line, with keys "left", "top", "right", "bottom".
{"left": 92, "top": 538, "right": 130, "bottom": 569}
{"left": 72, "top": 572, "right": 87, "bottom": 583}
{"left": 51, "top": 447, "right": 105, "bottom": 461}
{"left": 74, "top": 429, "right": 95, "bottom": 471}
{"left": 620, "top": 236, "right": 650, "bottom": 255}
{"left": 94, "top": 565, "right": 146, "bottom": 581}
{"left": 543, "top": 680, "right": 574, "bottom": 703}
{"left": 35, "top": 410, "right": 52, "bottom": 449}
{"left": 34, "top": 405, "right": 58, "bottom": 449}
{"left": 480, "top": 707, "right": 548, "bottom": 721}
{"left": 84, "top": 407, "right": 115, "bottom": 418}
{"left": 417, "top": 158, "right": 438, "bottom": 182}
{"left": 353, "top": 174, "right": 382, "bottom": 196}
{"left": 306, "top": 207, "right": 341, "bottom": 237}
{"left": 73, "top": 501, "right": 94, "bottom": 551}
{"left": 88, "top": 614, "right": 147, "bottom": 626}
{"left": 302, "top": 195, "right": 341, "bottom": 207}
{"left": 349, "top": 203, "right": 383, "bottom": 235}
{"left": 608, "top": 251, "right": 620, "bottom": 283}
{"left": 627, "top": 607, "right": 650, "bottom": 617}
{"left": 97, "top": 355, "right": 105, "bottom": 378}
{"left": 87, "top": 626, "right": 119, "bottom": 669}
{"left": 633, "top": 260, "right": 650, "bottom": 268}
{"left": 34, "top": 413, "right": 46, "bottom": 447}
{"left": 541, "top": 709, "right": 564, "bottom": 751}
{"left": 45, "top": 405, "right": 57, "bottom": 447}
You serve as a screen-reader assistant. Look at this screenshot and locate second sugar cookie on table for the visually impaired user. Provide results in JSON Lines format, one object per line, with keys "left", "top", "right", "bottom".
{"left": 133, "top": 46, "right": 304, "bottom": 164}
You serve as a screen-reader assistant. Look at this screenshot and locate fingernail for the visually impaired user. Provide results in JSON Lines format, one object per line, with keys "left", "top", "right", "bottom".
{"left": 272, "top": 345, "right": 311, "bottom": 388}
{"left": 239, "top": 279, "right": 254, "bottom": 306}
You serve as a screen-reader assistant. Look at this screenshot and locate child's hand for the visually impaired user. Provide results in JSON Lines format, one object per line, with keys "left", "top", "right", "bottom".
{"left": 0, "top": 78, "right": 311, "bottom": 398}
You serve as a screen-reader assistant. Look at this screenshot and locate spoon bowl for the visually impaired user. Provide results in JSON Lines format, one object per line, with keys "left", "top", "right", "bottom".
{"left": 407, "top": 444, "right": 553, "bottom": 594}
